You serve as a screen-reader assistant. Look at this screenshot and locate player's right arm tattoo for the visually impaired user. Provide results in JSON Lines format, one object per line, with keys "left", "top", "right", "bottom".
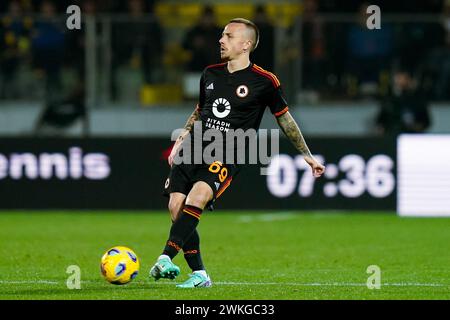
{"left": 177, "top": 108, "right": 200, "bottom": 142}
{"left": 276, "top": 111, "right": 313, "bottom": 157}
{"left": 184, "top": 108, "right": 200, "bottom": 132}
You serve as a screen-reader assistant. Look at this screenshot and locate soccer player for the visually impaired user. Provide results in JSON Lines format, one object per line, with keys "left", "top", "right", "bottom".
{"left": 150, "top": 18, "right": 325, "bottom": 288}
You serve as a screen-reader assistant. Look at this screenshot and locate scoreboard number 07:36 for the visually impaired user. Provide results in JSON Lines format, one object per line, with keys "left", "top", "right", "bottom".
{"left": 266, "top": 154, "right": 395, "bottom": 199}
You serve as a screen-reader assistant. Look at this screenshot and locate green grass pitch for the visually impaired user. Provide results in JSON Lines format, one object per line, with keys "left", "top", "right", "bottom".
{"left": 1, "top": 211, "right": 450, "bottom": 300}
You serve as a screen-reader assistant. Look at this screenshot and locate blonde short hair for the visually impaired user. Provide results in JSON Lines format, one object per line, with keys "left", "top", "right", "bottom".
{"left": 228, "top": 18, "right": 260, "bottom": 51}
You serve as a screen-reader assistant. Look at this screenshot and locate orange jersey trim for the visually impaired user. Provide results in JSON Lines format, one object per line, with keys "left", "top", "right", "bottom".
{"left": 251, "top": 64, "right": 281, "bottom": 88}
{"left": 274, "top": 106, "right": 289, "bottom": 117}
{"left": 216, "top": 177, "right": 233, "bottom": 199}
{"left": 206, "top": 62, "right": 227, "bottom": 70}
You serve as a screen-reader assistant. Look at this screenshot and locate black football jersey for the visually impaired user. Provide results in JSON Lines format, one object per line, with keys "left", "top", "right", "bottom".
{"left": 196, "top": 62, "right": 289, "bottom": 132}
{"left": 182, "top": 62, "right": 289, "bottom": 165}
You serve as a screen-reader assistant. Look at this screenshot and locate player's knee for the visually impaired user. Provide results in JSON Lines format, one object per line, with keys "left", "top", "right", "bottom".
{"left": 168, "top": 197, "right": 184, "bottom": 220}
{"left": 185, "top": 198, "right": 207, "bottom": 209}
{"left": 185, "top": 190, "right": 212, "bottom": 209}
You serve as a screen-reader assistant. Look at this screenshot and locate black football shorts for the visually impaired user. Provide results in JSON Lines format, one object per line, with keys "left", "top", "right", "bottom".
{"left": 163, "top": 161, "right": 237, "bottom": 210}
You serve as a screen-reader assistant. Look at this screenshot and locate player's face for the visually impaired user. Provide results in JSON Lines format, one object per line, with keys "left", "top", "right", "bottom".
{"left": 219, "top": 23, "right": 250, "bottom": 61}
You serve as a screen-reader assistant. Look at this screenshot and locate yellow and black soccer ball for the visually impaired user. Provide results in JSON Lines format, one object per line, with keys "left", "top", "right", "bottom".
{"left": 100, "top": 246, "right": 140, "bottom": 285}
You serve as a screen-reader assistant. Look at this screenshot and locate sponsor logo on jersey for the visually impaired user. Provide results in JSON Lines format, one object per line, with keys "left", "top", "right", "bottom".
{"left": 206, "top": 83, "right": 214, "bottom": 90}
{"left": 212, "top": 98, "right": 231, "bottom": 118}
{"left": 236, "top": 85, "right": 249, "bottom": 98}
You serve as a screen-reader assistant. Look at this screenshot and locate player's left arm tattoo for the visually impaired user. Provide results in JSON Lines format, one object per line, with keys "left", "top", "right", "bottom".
{"left": 276, "top": 111, "right": 313, "bottom": 157}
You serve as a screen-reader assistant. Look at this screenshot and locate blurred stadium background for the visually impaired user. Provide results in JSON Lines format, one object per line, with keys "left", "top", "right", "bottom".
{"left": 1, "top": 0, "right": 449, "bottom": 214}
{"left": 1, "top": 0, "right": 450, "bottom": 300}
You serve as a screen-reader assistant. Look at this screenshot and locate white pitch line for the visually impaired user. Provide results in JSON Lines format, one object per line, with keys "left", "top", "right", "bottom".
{"left": 1, "top": 280, "right": 446, "bottom": 287}
{"left": 0, "top": 280, "right": 59, "bottom": 284}
{"left": 212, "top": 281, "right": 447, "bottom": 287}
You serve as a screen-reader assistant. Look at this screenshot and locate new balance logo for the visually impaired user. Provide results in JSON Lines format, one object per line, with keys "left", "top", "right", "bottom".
{"left": 214, "top": 182, "right": 220, "bottom": 190}
{"left": 206, "top": 83, "right": 214, "bottom": 90}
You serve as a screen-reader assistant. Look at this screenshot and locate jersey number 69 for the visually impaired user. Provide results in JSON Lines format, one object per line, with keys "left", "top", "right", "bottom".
{"left": 208, "top": 161, "right": 228, "bottom": 183}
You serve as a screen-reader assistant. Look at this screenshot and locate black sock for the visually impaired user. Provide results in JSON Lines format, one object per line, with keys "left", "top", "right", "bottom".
{"left": 162, "top": 205, "right": 202, "bottom": 259}
{"left": 183, "top": 229, "right": 205, "bottom": 271}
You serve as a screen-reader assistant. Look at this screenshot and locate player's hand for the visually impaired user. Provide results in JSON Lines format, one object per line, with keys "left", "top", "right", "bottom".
{"left": 168, "top": 139, "right": 182, "bottom": 167}
{"left": 304, "top": 155, "right": 325, "bottom": 178}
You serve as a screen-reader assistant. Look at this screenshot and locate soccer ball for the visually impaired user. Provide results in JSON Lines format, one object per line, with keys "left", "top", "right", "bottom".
{"left": 100, "top": 246, "right": 140, "bottom": 285}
